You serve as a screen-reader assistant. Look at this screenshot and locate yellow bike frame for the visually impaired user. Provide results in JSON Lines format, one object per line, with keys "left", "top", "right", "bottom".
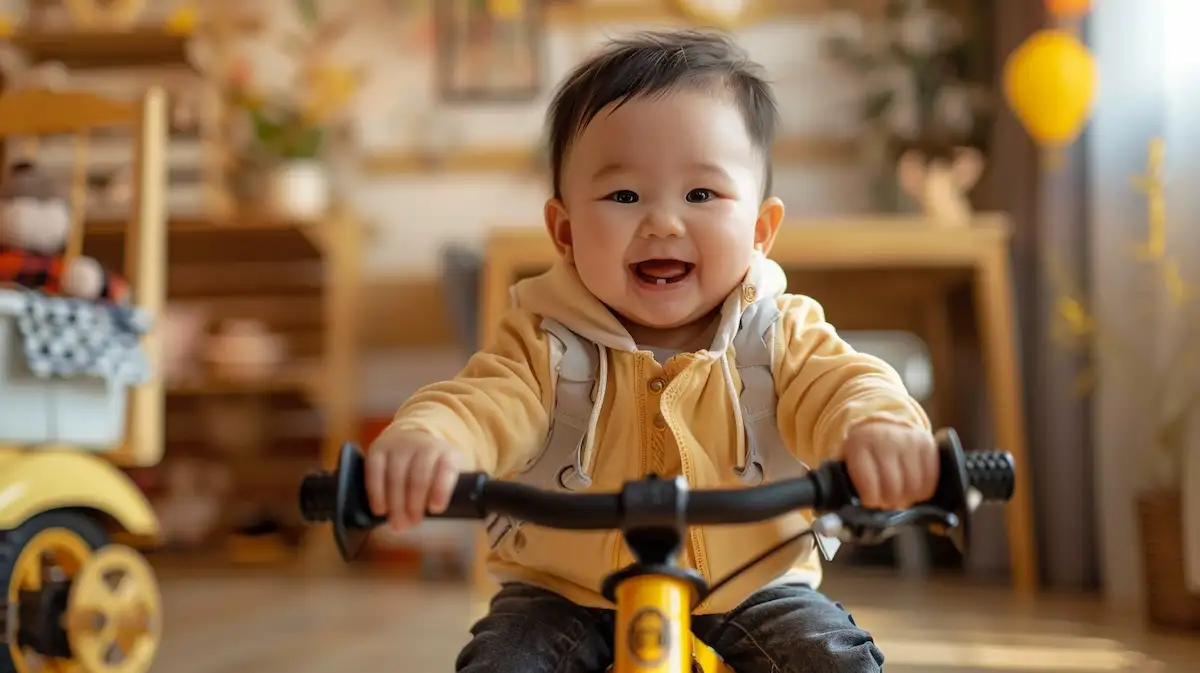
{"left": 611, "top": 574, "right": 731, "bottom": 673}
{"left": 305, "top": 433, "right": 1015, "bottom": 673}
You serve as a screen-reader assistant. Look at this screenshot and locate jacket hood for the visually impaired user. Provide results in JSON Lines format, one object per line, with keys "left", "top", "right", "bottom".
{"left": 511, "top": 250, "right": 788, "bottom": 353}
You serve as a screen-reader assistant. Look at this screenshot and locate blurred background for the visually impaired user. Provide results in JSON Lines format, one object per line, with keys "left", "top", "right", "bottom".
{"left": 0, "top": 0, "right": 1197, "bottom": 671}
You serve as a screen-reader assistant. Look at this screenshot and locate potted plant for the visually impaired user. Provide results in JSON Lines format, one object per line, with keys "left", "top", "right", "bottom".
{"left": 1051, "top": 138, "right": 1200, "bottom": 631}
{"left": 237, "top": 85, "right": 333, "bottom": 221}
{"left": 823, "top": 0, "right": 994, "bottom": 212}
{"left": 185, "top": 0, "right": 365, "bottom": 221}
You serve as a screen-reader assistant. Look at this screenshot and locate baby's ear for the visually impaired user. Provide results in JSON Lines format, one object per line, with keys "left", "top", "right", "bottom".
{"left": 755, "top": 197, "right": 784, "bottom": 254}
{"left": 544, "top": 198, "right": 573, "bottom": 263}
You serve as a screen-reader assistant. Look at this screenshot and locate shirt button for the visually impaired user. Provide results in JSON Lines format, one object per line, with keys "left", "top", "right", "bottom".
{"left": 648, "top": 377, "right": 666, "bottom": 393}
{"left": 653, "top": 413, "right": 666, "bottom": 429}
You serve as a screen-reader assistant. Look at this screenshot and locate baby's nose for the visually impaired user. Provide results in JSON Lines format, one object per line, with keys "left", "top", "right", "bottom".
{"left": 639, "top": 210, "right": 685, "bottom": 237}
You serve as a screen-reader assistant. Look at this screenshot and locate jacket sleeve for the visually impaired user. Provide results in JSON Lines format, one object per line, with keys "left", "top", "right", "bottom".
{"left": 384, "top": 308, "right": 554, "bottom": 475}
{"left": 770, "top": 295, "right": 931, "bottom": 466}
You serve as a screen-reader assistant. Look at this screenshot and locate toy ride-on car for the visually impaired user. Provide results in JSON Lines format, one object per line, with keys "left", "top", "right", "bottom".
{"left": 0, "top": 85, "right": 171, "bottom": 673}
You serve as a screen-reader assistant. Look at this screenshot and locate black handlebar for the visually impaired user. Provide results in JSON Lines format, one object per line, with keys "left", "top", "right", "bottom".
{"left": 299, "top": 428, "right": 1015, "bottom": 563}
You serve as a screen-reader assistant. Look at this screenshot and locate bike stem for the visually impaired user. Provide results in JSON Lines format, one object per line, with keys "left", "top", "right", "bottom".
{"left": 599, "top": 476, "right": 708, "bottom": 673}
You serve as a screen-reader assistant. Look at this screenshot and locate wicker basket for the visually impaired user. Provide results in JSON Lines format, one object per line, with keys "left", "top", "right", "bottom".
{"left": 1137, "top": 491, "right": 1200, "bottom": 631}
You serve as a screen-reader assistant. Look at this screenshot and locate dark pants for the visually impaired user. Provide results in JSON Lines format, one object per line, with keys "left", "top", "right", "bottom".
{"left": 455, "top": 582, "right": 884, "bottom": 673}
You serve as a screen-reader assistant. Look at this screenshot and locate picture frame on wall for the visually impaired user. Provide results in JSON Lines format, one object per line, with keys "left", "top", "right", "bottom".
{"left": 434, "top": 0, "right": 543, "bottom": 103}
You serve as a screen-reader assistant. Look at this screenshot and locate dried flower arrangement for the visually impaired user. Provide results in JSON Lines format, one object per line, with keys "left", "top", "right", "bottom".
{"left": 823, "top": 0, "right": 995, "bottom": 209}
{"left": 185, "top": 0, "right": 367, "bottom": 163}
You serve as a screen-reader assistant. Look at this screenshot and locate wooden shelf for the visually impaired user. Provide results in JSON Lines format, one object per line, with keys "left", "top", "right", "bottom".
{"left": 87, "top": 212, "right": 323, "bottom": 234}
{"left": 8, "top": 28, "right": 190, "bottom": 67}
{"left": 166, "top": 363, "right": 322, "bottom": 398}
{"left": 86, "top": 217, "right": 324, "bottom": 264}
{"left": 362, "top": 135, "right": 860, "bottom": 176}
{"left": 362, "top": 146, "right": 542, "bottom": 177}
{"left": 7, "top": 15, "right": 261, "bottom": 68}
{"left": 543, "top": 0, "right": 835, "bottom": 26}
{"left": 91, "top": 210, "right": 362, "bottom": 556}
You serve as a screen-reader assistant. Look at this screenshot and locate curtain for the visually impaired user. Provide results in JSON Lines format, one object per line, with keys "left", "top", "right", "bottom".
{"left": 971, "top": 0, "right": 1100, "bottom": 591}
{"left": 1159, "top": 0, "right": 1200, "bottom": 593}
{"left": 1090, "top": 0, "right": 1200, "bottom": 602}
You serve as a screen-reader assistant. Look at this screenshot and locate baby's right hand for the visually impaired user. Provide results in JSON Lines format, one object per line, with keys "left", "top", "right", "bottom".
{"left": 364, "top": 429, "right": 460, "bottom": 533}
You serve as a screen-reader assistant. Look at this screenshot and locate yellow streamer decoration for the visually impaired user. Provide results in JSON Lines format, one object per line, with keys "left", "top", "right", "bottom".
{"left": 1047, "top": 138, "right": 1199, "bottom": 474}
{"left": 1130, "top": 138, "right": 1167, "bottom": 262}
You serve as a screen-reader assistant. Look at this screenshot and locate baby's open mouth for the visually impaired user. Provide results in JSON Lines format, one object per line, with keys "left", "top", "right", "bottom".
{"left": 632, "top": 259, "right": 694, "bottom": 285}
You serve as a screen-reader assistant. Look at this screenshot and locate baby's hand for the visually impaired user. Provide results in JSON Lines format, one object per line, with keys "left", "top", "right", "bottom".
{"left": 365, "top": 428, "right": 460, "bottom": 532}
{"left": 841, "top": 422, "right": 938, "bottom": 510}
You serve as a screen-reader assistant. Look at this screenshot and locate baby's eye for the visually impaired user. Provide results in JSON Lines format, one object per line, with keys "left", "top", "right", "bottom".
{"left": 686, "top": 188, "right": 714, "bottom": 203}
{"left": 607, "top": 190, "right": 639, "bottom": 204}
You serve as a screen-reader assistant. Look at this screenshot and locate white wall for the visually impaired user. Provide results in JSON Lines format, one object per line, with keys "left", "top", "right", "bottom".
{"left": 239, "top": 6, "right": 878, "bottom": 412}
{"left": 333, "top": 14, "right": 873, "bottom": 277}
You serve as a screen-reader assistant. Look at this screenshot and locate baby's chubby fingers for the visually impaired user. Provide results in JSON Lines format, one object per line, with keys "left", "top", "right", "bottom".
{"left": 841, "top": 422, "right": 938, "bottom": 510}
{"left": 405, "top": 445, "right": 440, "bottom": 524}
{"left": 844, "top": 443, "right": 884, "bottom": 509}
{"left": 365, "top": 446, "right": 389, "bottom": 517}
{"left": 406, "top": 444, "right": 461, "bottom": 522}
{"left": 427, "top": 452, "right": 461, "bottom": 514}
{"left": 913, "top": 432, "right": 939, "bottom": 502}
{"left": 385, "top": 448, "right": 416, "bottom": 531}
{"left": 362, "top": 428, "right": 461, "bottom": 533}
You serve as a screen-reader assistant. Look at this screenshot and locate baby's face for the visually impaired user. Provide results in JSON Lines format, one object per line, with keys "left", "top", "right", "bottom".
{"left": 548, "top": 90, "right": 782, "bottom": 330}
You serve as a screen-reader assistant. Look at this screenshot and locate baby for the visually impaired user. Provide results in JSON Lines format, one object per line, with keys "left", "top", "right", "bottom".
{"left": 368, "top": 30, "right": 936, "bottom": 673}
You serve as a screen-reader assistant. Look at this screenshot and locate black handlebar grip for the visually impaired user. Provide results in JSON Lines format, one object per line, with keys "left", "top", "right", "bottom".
{"left": 430, "top": 472, "right": 491, "bottom": 520}
{"left": 963, "top": 451, "right": 1015, "bottom": 502}
{"left": 299, "top": 472, "right": 337, "bottom": 523}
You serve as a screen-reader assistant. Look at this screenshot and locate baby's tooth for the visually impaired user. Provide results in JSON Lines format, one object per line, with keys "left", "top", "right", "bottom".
{"left": 657, "top": 278, "right": 666, "bottom": 285}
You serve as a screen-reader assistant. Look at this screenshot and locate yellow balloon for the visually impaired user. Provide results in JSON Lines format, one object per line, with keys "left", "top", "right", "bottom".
{"left": 1003, "top": 29, "right": 1097, "bottom": 147}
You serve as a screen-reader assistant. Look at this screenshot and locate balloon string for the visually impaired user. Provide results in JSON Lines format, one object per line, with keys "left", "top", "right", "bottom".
{"left": 1049, "top": 14, "right": 1085, "bottom": 35}
{"left": 1043, "top": 147, "right": 1067, "bottom": 172}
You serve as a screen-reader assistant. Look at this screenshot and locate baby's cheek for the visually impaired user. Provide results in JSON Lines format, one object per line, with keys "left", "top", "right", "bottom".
{"left": 701, "top": 232, "right": 754, "bottom": 285}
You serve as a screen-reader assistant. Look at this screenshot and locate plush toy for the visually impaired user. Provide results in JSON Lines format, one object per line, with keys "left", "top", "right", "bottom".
{"left": 0, "top": 161, "right": 130, "bottom": 302}
{"left": 897, "top": 146, "right": 985, "bottom": 228}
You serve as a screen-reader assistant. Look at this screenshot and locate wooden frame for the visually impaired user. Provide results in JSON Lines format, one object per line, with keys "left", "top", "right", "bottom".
{"left": 476, "top": 215, "right": 1038, "bottom": 597}
{"left": 434, "top": 0, "right": 543, "bottom": 103}
{"left": 0, "top": 86, "right": 168, "bottom": 467}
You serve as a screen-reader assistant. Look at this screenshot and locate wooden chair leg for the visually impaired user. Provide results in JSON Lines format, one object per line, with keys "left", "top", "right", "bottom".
{"left": 922, "top": 297, "right": 955, "bottom": 428}
{"left": 974, "top": 249, "right": 1039, "bottom": 596}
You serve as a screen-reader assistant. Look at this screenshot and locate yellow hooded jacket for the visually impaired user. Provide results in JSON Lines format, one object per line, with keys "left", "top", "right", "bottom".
{"left": 389, "top": 252, "right": 929, "bottom": 614}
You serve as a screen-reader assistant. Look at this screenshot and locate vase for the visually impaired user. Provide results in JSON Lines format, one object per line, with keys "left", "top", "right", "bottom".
{"left": 204, "top": 319, "right": 287, "bottom": 383}
{"left": 1137, "top": 490, "right": 1200, "bottom": 631}
{"left": 267, "top": 160, "right": 329, "bottom": 222}
{"left": 161, "top": 302, "right": 209, "bottom": 386}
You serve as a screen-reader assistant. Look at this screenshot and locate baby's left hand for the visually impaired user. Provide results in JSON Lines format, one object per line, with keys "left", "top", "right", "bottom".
{"left": 841, "top": 422, "right": 938, "bottom": 510}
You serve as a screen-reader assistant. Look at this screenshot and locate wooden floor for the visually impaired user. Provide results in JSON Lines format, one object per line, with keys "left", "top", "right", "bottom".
{"left": 144, "top": 565, "right": 1198, "bottom": 673}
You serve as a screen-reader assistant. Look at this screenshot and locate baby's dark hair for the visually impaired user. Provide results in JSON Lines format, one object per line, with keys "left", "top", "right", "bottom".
{"left": 546, "top": 30, "right": 779, "bottom": 199}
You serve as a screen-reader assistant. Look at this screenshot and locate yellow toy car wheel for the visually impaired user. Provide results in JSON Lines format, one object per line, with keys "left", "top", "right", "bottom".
{"left": 64, "top": 546, "right": 160, "bottom": 673}
{"left": 0, "top": 512, "right": 109, "bottom": 673}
